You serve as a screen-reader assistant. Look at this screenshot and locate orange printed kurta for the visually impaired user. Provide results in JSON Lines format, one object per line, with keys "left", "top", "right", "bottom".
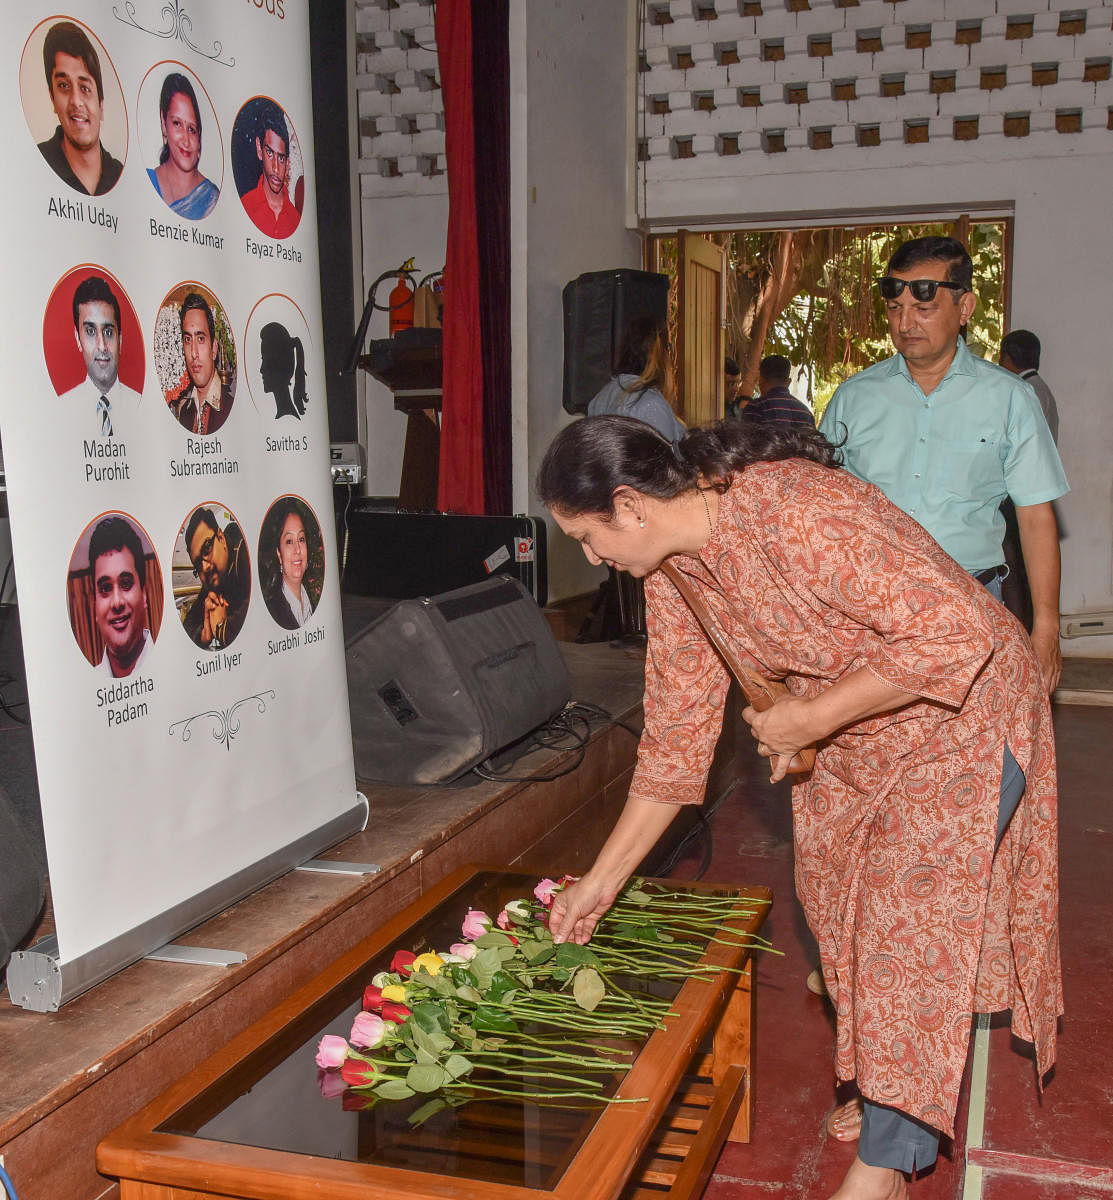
{"left": 634, "top": 460, "right": 1061, "bottom": 1135}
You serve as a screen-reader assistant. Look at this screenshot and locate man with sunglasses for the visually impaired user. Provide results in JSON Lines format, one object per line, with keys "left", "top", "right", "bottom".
{"left": 182, "top": 506, "right": 250, "bottom": 651}
{"left": 820, "top": 236, "right": 1067, "bottom": 694}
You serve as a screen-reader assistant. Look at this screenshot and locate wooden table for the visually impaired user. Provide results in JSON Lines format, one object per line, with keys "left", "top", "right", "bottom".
{"left": 97, "top": 866, "right": 772, "bottom": 1200}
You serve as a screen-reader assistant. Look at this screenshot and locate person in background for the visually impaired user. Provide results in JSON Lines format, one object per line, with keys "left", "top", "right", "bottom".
{"left": 742, "top": 354, "right": 815, "bottom": 430}
{"left": 997, "top": 329, "right": 1060, "bottom": 630}
{"left": 820, "top": 236, "right": 1067, "bottom": 695}
{"left": 1000, "top": 329, "right": 1058, "bottom": 445}
{"left": 147, "top": 72, "right": 218, "bottom": 220}
{"left": 588, "top": 316, "right": 685, "bottom": 443}
{"left": 37, "top": 21, "right": 122, "bottom": 196}
{"left": 537, "top": 413, "right": 1060, "bottom": 1200}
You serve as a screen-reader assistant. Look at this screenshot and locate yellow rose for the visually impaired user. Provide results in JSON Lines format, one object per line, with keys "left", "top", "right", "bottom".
{"left": 412, "top": 952, "right": 446, "bottom": 977}
{"left": 381, "top": 984, "right": 408, "bottom": 1002}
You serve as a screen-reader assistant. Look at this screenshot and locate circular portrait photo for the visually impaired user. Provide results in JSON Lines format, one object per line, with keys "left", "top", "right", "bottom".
{"left": 20, "top": 17, "right": 127, "bottom": 197}
{"left": 137, "top": 61, "right": 222, "bottom": 221}
{"left": 67, "top": 512, "right": 163, "bottom": 678}
{"left": 258, "top": 496, "right": 324, "bottom": 630}
{"left": 43, "top": 265, "right": 145, "bottom": 440}
{"left": 154, "top": 282, "right": 237, "bottom": 436}
{"left": 244, "top": 293, "right": 312, "bottom": 421}
{"left": 231, "top": 96, "right": 304, "bottom": 240}
{"left": 172, "top": 503, "right": 250, "bottom": 652}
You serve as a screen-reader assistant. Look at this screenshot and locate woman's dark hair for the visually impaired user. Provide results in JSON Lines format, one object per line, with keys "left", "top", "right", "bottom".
{"left": 537, "top": 414, "right": 841, "bottom": 517}
{"left": 158, "top": 73, "right": 202, "bottom": 166}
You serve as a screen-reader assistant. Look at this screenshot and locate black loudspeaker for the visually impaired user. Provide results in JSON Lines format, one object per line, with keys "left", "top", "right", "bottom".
{"left": 345, "top": 576, "right": 572, "bottom": 786}
{"left": 0, "top": 783, "right": 46, "bottom": 970}
{"left": 561, "top": 268, "right": 670, "bottom": 414}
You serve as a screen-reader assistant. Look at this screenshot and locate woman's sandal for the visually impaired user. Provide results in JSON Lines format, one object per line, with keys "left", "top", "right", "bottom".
{"left": 825, "top": 1097, "right": 864, "bottom": 1142}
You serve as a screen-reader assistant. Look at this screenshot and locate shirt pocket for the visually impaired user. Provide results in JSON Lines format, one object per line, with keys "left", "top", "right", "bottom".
{"left": 936, "top": 432, "right": 1003, "bottom": 499}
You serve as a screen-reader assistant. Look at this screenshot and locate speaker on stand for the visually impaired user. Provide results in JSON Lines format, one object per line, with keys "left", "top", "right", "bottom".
{"left": 560, "top": 268, "right": 670, "bottom": 415}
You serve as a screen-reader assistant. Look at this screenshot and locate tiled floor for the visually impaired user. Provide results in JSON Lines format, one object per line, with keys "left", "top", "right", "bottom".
{"left": 667, "top": 701, "right": 1113, "bottom": 1199}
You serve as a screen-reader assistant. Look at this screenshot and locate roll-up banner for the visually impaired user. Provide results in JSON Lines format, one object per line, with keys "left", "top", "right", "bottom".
{"left": 1, "top": 2, "right": 366, "bottom": 1011}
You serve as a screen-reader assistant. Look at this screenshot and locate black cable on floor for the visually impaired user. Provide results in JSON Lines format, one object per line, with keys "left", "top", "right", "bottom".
{"left": 471, "top": 700, "right": 641, "bottom": 784}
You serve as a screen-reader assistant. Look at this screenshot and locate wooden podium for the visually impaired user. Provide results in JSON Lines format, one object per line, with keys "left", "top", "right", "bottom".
{"left": 359, "top": 331, "right": 442, "bottom": 510}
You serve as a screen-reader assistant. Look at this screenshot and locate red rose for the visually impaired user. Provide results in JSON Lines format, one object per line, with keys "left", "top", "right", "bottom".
{"left": 390, "top": 949, "right": 417, "bottom": 976}
{"left": 380, "top": 1000, "right": 412, "bottom": 1025}
{"left": 341, "top": 1057, "right": 377, "bottom": 1087}
{"left": 363, "top": 983, "right": 384, "bottom": 1011}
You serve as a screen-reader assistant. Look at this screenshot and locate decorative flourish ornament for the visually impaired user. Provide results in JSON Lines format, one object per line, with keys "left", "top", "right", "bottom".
{"left": 114, "top": 1, "right": 236, "bottom": 68}
{"left": 168, "top": 690, "right": 275, "bottom": 750}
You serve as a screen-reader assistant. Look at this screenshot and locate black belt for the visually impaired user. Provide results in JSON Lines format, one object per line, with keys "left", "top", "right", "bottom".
{"left": 972, "top": 566, "right": 1003, "bottom": 585}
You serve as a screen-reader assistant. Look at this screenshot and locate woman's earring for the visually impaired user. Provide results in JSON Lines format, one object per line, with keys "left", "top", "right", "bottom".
{"left": 639, "top": 520, "right": 646, "bottom": 528}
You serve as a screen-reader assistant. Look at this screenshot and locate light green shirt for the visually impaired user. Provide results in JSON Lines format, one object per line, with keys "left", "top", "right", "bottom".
{"left": 820, "top": 338, "right": 1068, "bottom": 572}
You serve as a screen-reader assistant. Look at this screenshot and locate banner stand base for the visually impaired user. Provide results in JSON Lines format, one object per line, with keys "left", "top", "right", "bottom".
{"left": 6, "top": 793, "right": 369, "bottom": 1013}
{"left": 145, "top": 945, "right": 248, "bottom": 967}
{"left": 297, "top": 859, "right": 381, "bottom": 876}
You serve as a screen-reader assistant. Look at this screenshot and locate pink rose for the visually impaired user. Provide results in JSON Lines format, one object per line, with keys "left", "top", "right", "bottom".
{"left": 496, "top": 907, "right": 512, "bottom": 930}
{"left": 350, "top": 1011, "right": 387, "bottom": 1049}
{"left": 314, "top": 1034, "right": 349, "bottom": 1070}
{"left": 461, "top": 909, "right": 492, "bottom": 940}
{"left": 534, "top": 878, "right": 561, "bottom": 906}
{"left": 448, "top": 941, "right": 477, "bottom": 961}
{"left": 317, "top": 1067, "right": 348, "bottom": 1099}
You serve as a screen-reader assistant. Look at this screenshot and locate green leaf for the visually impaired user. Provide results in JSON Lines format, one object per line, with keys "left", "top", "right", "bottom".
{"left": 469, "top": 948, "right": 502, "bottom": 992}
{"left": 407, "top": 1063, "right": 448, "bottom": 1093}
{"left": 521, "top": 939, "right": 555, "bottom": 965}
{"left": 622, "top": 887, "right": 653, "bottom": 907}
{"left": 411, "top": 1000, "right": 451, "bottom": 1038}
{"left": 555, "top": 943, "right": 602, "bottom": 969}
{"left": 573, "top": 966, "right": 606, "bottom": 1012}
{"left": 374, "top": 1078, "right": 415, "bottom": 1100}
{"left": 474, "top": 1005, "right": 520, "bottom": 1034}
{"left": 444, "top": 1053, "right": 473, "bottom": 1079}
{"left": 455, "top": 984, "right": 483, "bottom": 1003}
{"left": 425, "top": 973, "right": 457, "bottom": 997}
{"left": 486, "top": 970, "right": 519, "bottom": 1003}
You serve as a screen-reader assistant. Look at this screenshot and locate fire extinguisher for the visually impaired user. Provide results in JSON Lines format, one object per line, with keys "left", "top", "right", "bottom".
{"left": 388, "top": 261, "right": 416, "bottom": 336}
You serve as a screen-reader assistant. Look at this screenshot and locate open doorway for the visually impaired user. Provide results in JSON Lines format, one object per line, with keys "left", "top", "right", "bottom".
{"left": 649, "top": 217, "right": 1010, "bottom": 420}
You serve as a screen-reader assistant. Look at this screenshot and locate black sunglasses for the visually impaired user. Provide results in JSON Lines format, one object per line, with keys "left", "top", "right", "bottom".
{"left": 878, "top": 277, "right": 966, "bottom": 302}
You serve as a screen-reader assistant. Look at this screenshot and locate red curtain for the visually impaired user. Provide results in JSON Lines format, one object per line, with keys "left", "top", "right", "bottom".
{"left": 436, "top": 0, "right": 485, "bottom": 514}
{"left": 436, "top": 0, "right": 511, "bottom": 515}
